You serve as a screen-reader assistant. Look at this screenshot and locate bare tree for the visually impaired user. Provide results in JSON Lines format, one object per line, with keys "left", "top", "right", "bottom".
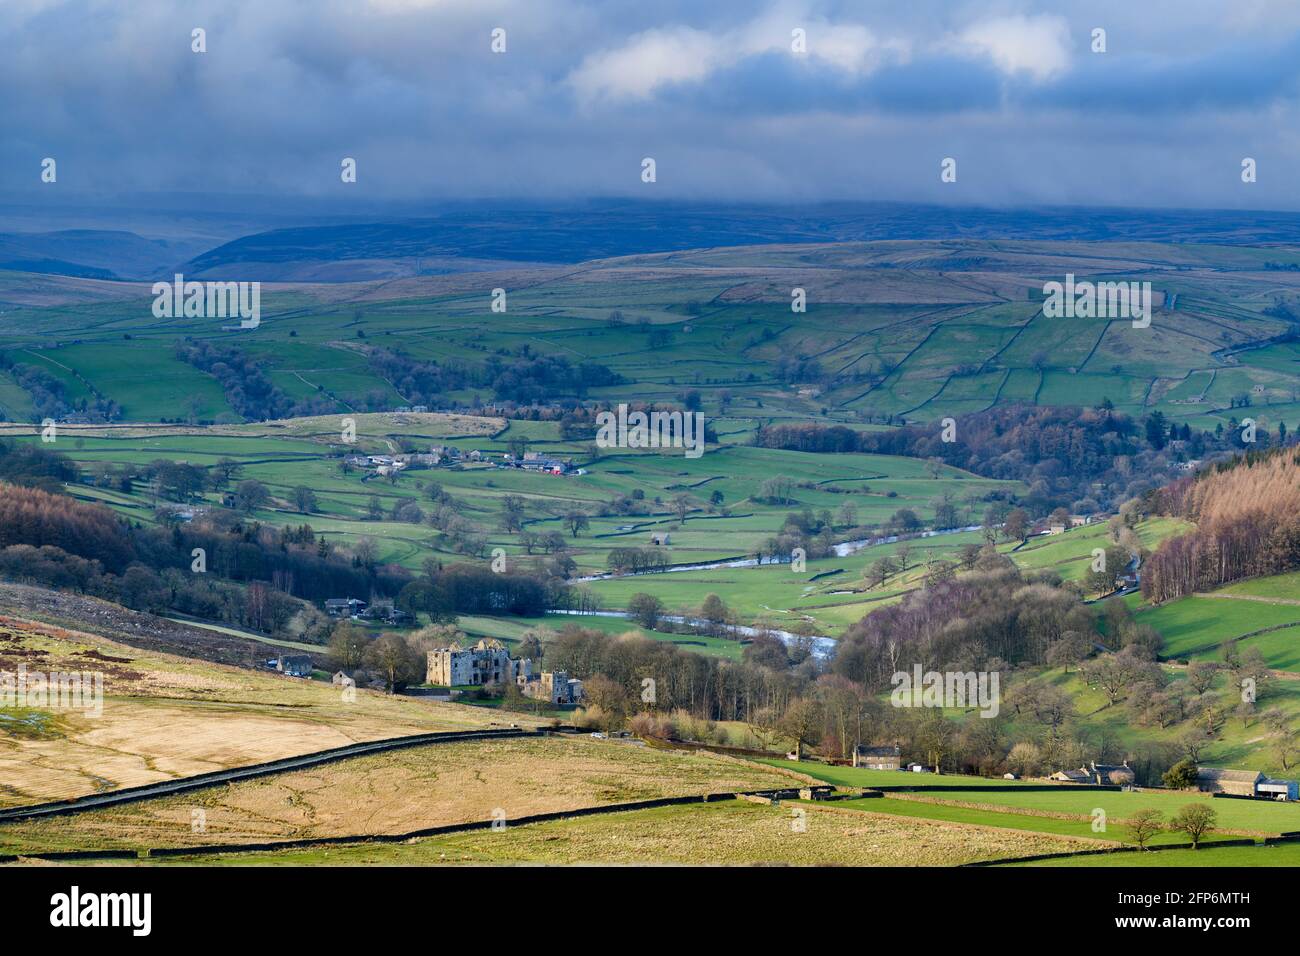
{"left": 1168, "top": 804, "right": 1216, "bottom": 850}
{"left": 564, "top": 511, "right": 590, "bottom": 537}
{"left": 1126, "top": 808, "right": 1164, "bottom": 850}
{"left": 364, "top": 633, "right": 422, "bottom": 694}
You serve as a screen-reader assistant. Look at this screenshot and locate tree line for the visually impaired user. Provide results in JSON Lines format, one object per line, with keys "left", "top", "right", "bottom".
{"left": 1143, "top": 447, "right": 1300, "bottom": 602}
{"left": 753, "top": 403, "right": 1261, "bottom": 516}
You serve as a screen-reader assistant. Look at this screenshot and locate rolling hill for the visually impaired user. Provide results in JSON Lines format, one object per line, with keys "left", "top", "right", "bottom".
{"left": 2, "top": 236, "right": 1299, "bottom": 432}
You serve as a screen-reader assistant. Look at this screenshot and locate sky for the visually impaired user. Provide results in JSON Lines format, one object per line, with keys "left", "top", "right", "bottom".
{"left": 3, "top": 0, "right": 1300, "bottom": 210}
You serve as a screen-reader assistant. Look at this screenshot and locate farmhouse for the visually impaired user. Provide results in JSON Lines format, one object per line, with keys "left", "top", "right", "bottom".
{"left": 157, "top": 503, "right": 206, "bottom": 522}
{"left": 401, "top": 452, "right": 441, "bottom": 466}
{"left": 276, "top": 655, "right": 314, "bottom": 677}
{"left": 1196, "top": 767, "right": 1267, "bottom": 797}
{"left": 325, "top": 598, "right": 368, "bottom": 618}
{"left": 426, "top": 638, "right": 523, "bottom": 686}
{"left": 852, "top": 744, "right": 902, "bottom": 770}
{"left": 1050, "top": 761, "right": 1135, "bottom": 786}
{"left": 510, "top": 451, "right": 573, "bottom": 475}
{"left": 359, "top": 603, "right": 413, "bottom": 626}
{"left": 1089, "top": 762, "right": 1136, "bottom": 786}
{"left": 429, "top": 445, "right": 482, "bottom": 464}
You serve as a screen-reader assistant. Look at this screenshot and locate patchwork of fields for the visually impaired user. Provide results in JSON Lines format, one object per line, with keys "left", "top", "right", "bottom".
{"left": 5, "top": 237, "right": 1300, "bottom": 871}
{"left": 4, "top": 240, "right": 1300, "bottom": 432}
{"left": 2, "top": 417, "right": 1025, "bottom": 636}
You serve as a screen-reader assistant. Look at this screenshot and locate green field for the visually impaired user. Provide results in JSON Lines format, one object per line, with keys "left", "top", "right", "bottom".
{"left": 1216, "top": 572, "right": 1300, "bottom": 602}
{"left": 1139, "top": 591, "right": 1300, "bottom": 668}
{"left": 1008, "top": 518, "right": 1192, "bottom": 583}
{"left": 1007, "top": 841, "right": 1300, "bottom": 867}
{"left": 757, "top": 759, "right": 1045, "bottom": 789}
{"left": 830, "top": 796, "right": 1240, "bottom": 847}
{"left": 457, "top": 613, "right": 748, "bottom": 660}
{"left": 769, "top": 754, "right": 1300, "bottom": 835}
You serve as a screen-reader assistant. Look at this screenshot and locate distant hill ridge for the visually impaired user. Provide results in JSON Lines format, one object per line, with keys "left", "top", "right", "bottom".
{"left": 7, "top": 201, "right": 1300, "bottom": 283}
{"left": 182, "top": 201, "right": 1300, "bottom": 281}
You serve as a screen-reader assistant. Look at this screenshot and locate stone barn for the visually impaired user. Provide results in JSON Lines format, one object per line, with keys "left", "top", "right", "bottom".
{"left": 1196, "top": 768, "right": 1266, "bottom": 797}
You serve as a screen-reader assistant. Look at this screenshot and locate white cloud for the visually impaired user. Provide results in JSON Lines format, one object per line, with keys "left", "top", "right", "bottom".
{"left": 567, "top": 14, "right": 907, "bottom": 104}
{"left": 804, "top": 23, "right": 907, "bottom": 74}
{"left": 955, "top": 14, "right": 1071, "bottom": 82}
{"left": 568, "top": 26, "right": 722, "bottom": 102}
{"left": 364, "top": 0, "right": 488, "bottom": 10}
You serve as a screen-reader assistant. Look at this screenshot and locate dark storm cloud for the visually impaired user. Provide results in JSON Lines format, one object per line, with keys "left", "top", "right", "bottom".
{"left": 1026, "top": 34, "right": 1300, "bottom": 113}
{"left": 1, "top": 0, "right": 1299, "bottom": 208}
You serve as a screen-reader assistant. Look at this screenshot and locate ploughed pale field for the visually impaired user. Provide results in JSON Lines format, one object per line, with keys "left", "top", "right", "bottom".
{"left": 0, "top": 736, "right": 808, "bottom": 855}
{"left": 122, "top": 799, "right": 1109, "bottom": 867}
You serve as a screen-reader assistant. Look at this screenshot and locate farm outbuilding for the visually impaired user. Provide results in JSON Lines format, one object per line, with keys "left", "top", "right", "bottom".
{"left": 1258, "top": 779, "right": 1299, "bottom": 801}
{"left": 1050, "top": 768, "right": 1090, "bottom": 784}
{"left": 1196, "top": 767, "right": 1266, "bottom": 797}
